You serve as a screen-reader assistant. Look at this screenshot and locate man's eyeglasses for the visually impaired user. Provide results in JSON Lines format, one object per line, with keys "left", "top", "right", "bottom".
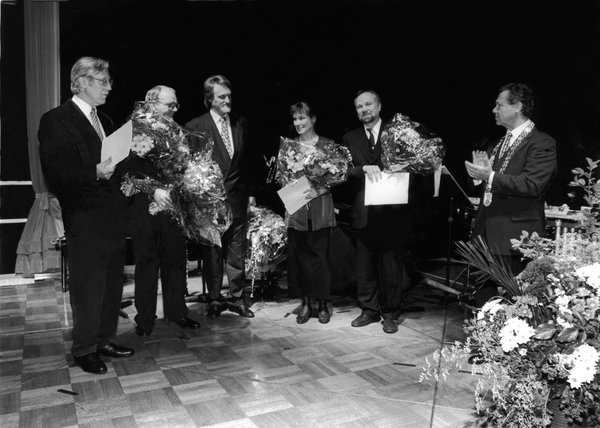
{"left": 159, "top": 101, "right": 180, "bottom": 110}
{"left": 86, "top": 76, "right": 113, "bottom": 87}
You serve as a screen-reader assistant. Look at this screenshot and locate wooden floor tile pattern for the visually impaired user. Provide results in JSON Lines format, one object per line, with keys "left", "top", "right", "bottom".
{"left": 0, "top": 277, "right": 477, "bottom": 427}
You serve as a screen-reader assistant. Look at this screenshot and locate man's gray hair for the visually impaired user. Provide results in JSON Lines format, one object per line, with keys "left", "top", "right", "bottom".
{"left": 70, "top": 56, "right": 109, "bottom": 95}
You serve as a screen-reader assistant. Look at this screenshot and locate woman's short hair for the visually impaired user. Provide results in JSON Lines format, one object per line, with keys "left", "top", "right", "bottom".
{"left": 203, "top": 75, "right": 232, "bottom": 109}
{"left": 70, "top": 56, "right": 109, "bottom": 95}
{"left": 289, "top": 101, "right": 315, "bottom": 118}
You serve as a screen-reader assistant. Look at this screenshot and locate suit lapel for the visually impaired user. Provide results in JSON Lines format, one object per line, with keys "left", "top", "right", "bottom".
{"left": 67, "top": 100, "right": 101, "bottom": 164}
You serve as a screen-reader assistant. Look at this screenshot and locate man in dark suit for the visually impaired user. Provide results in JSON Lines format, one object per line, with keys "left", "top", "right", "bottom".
{"left": 465, "top": 82, "right": 557, "bottom": 304}
{"left": 39, "top": 56, "right": 133, "bottom": 374}
{"left": 343, "top": 89, "right": 415, "bottom": 334}
{"left": 126, "top": 85, "right": 202, "bottom": 336}
{"left": 185, "top": 75, "right": 254, "bottom": 318}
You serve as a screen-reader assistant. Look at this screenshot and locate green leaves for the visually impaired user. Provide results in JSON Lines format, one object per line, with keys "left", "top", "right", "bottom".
{"left": 533, "top": 323, "right": 557, "bottom": 340}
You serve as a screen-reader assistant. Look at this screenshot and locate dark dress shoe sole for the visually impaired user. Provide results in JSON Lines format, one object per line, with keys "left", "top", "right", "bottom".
{"left": 96, "top": 345, "right": 134, "bottom": 358}
{"left": 176, "top": 318, "right": 201, "bottom": 329}
{"left": 382, "top": 321, "right": 399, "bottom": 334}
{"left": 74, "top": 354, "right": 107, "bottom": 374}
{"left": 351, "top": 316, "right": 380, "bottom": 327}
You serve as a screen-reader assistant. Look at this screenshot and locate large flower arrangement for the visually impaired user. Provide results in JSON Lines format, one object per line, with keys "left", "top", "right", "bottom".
{"left": 121, "top": 102, "right": 231, "bottom": 246}
{"left": 380, "top": 112, "right": 445, "bottom": 175}
{"left": 420, "top": 160, "right": 600, "bottom": 427}
{"left": 421, "top": 235, "right": 600, "bottom": 427}
{"left": 275, "top": 137, "right": 352, "bottom": 187}
{"left": 244, "top": 205, "right": 287, "bottom": 282}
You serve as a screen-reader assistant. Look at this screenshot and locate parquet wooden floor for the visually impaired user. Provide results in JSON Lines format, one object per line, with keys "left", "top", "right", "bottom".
{"left": 0, "top": 272, "right": 478, "bottom": 428}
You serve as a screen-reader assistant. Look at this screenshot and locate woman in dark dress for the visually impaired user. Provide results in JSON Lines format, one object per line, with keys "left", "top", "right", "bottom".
{"left": 277, "top": 102, "right": 337, "bottom": 324}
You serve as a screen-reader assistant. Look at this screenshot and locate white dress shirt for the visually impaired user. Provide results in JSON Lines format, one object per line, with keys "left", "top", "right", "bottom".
{"left": 72, "top": 95, "right": 106, "bottom": 139}
{"left": 364, "top": 118, "right": 382, "bottom": 142}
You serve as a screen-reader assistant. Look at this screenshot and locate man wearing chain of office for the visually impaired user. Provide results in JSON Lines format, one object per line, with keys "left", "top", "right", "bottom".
{"left": 465, "top": 82, "right": 557, "bottom": 306}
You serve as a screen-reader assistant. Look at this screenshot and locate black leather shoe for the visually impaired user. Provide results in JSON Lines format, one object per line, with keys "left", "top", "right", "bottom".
{"left": 382, "top": 319, "right": 398, "bottom": 334}
{"left": 228, "top": 304, "right": 255, "bottom": 318}
{"left": 74, "top": 353, "right": 107, "bottom": 374}
{"left": 176, "top": 316, "right": 201, "bottom": 329}
{"left": 351, "top": 313, "right": 381, "bottom": 327}
{"left": 318, "top": 300, "right": 330, "bottom": 324}
{"left": 135, "top": 326, "right": 152, "bottom": 336}
{"left": 96, "top": 343, "right": 134, "bottom": 358}
{"left": 296, "top": 303, "right": 312, "bottom": 324}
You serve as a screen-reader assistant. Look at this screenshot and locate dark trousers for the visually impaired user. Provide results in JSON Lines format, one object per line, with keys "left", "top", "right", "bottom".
{"left": 64, "top": 208, "right": 126, "bottom": 358}
{"left": 356, "top": 227, "right": 411, "bottom": 320}
{"left": 202, "top": 218, "right": 247, "bottom": 303}
{"left": 287, "top": 227, "right": 332, "bottom": 300}
{"left": 132, "top": 213, "right": 188, "bottom": 329}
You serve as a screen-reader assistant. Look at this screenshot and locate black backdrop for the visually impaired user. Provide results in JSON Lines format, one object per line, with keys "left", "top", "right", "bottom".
{"left": 4, "top": 0, "right": 598, "bottom": 270}
{"left": 58, "top": 0, "right": 600, "bottom": 198}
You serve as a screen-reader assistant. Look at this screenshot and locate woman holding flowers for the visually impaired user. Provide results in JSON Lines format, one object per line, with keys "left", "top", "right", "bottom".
{"left": 276, "top": 102, "right": 351, "bottom": 324}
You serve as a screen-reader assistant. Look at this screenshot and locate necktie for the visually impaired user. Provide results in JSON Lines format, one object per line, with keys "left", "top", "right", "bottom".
{"left": 219, "top": 115, "right": 234, "bottom": 157}
{"left": 90, "top": 107, "right": 104, "bottom": 139}
{"left": 367, "top": 128, "right": 376, "bottom": 151}
{"left": 499, "top": 132, "right": 513, "bottom": 158}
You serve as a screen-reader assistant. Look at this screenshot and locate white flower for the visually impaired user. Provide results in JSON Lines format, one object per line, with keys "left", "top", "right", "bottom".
{"left": 499, "top": 317, "right": 535, "bottom": 353}
{"left": 560, "top": 343, "right": 600, "bottom": 388}
{"left": 477, "top": 299, "right": 503, "bottom": 321}
{"left": 576, "top": 263, "right": 600, "bottom": 290}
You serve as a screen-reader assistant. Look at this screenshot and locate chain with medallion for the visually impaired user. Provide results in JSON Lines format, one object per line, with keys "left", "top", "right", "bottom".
{"left": 483, "top": 121, "right": 535, "bottom": 207}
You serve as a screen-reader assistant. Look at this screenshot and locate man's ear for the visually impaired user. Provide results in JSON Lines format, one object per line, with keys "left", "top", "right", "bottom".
{"left": 514, "top": 101, "right": 523, "bottom": 113}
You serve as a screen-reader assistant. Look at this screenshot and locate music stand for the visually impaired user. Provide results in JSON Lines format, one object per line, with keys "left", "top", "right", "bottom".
{"left": 420, "top": 166, "right": 475, "bottom": 300}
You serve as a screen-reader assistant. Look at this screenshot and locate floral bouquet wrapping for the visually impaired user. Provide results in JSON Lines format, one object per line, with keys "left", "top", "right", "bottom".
{"left": 244, "top": 205, "right": 287, "bottom": 281}
{"left": 121, "top": 102, "right": 231, "bottom": 246}
{"left": 275, "top": 137, "right": 352, "bottom": 187}
{"left": 420, "top": 230, "right": 600, "bottom": 427}
{"left": 380, "top": 113, "right": 444, "bottom": 175}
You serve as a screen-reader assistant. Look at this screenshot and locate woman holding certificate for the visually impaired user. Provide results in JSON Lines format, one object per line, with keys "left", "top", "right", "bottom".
{"left": 275, "top": 102, "right": 352, "bottom": 324}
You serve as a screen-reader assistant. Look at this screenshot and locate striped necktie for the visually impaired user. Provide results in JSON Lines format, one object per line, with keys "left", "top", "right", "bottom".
{"left": 219, "top": 115, "right": 234, "bottom": 157}
{"left": 90, "top": 107, "right": 104, "bottom": 139}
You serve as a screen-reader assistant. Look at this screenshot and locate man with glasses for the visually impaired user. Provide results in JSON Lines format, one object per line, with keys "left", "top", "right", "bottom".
{"left": 186, "top": 75, "right": 254, "bottom": 318}
{"left": 39, "top": 56, "right": 133, "bottom": 374}
{"left": 124, "top": 85, "right": 201, "bottom": 336}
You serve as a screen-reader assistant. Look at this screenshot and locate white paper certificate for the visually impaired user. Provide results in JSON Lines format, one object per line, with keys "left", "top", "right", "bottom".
{"left": 277, "top": 175, "right": 312, "bottom": 215}
{"left": 364, "top": 172, "right": 410, "bottom": 205}
{"left": 101, "top": 120, "right": 133, "bottom": 167}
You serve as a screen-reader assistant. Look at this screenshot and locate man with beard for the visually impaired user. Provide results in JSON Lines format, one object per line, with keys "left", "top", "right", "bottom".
{"left": 465, "top": 83, "right": 556, "bottom": 305}
{"left": 39, "top": 57, "right": 133, "bottom": 374}
{"left": 125, "top": 86, "right": 202, "bottom": 336}
{"left": 343, "top": 89, "right": 415, "bottom": 334}
{"left": 186, "top": 75, "right": 254, "bottom": 318}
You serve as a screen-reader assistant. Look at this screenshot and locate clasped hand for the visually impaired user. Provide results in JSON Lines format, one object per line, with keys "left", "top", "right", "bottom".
{"left": 464, "top": 150, "right": 494, "bottom": 181}
{"left": 96, "top": 157, "right": 115, "bottom": 180}
{"left": 303, "top": 186, "right": 327, "bottom": 200}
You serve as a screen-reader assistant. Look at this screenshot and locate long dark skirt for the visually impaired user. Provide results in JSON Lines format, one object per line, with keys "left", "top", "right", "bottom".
{"left": 287, "top": 227, "right": 332, "bottom": 300}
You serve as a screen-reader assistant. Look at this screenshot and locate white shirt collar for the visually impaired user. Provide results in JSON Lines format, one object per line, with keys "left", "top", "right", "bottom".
{"left": 507, "top": 119, "right": 532, "bottom": 143}
{"left": 364, "top": 118, "right": 382, "bottom": 140}
{"left": 72, "top": 95, "right": 93, "bottom": 117}
{"left": 210, "top": 109, "right": 228, "bottom": 126}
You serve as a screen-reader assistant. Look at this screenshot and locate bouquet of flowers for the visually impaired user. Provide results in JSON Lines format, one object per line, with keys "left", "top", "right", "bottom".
{"left": 275, "top": 137, "right": 352, "bottom": 187}
{"left": 121, "top": 102, "right": 231, "bottom": 246}
{"left": 244, "top": 205, "right": 287, "bottom": 281}
{"left": 380, "top": 113, "right": 445, "bottom": 175}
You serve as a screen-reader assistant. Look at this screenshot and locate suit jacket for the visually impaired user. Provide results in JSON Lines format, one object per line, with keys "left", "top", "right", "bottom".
{"left": 472, "top": 127, "right": 557, "bottom": 255}
{"left": 39, "top": 100, "right": 122, "bottom": 217}
{"left": 185, "top": 112, "right": 249, "bottom": 219}
{"left": 343, "top": 123, "right": 415, "bottom": 243}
